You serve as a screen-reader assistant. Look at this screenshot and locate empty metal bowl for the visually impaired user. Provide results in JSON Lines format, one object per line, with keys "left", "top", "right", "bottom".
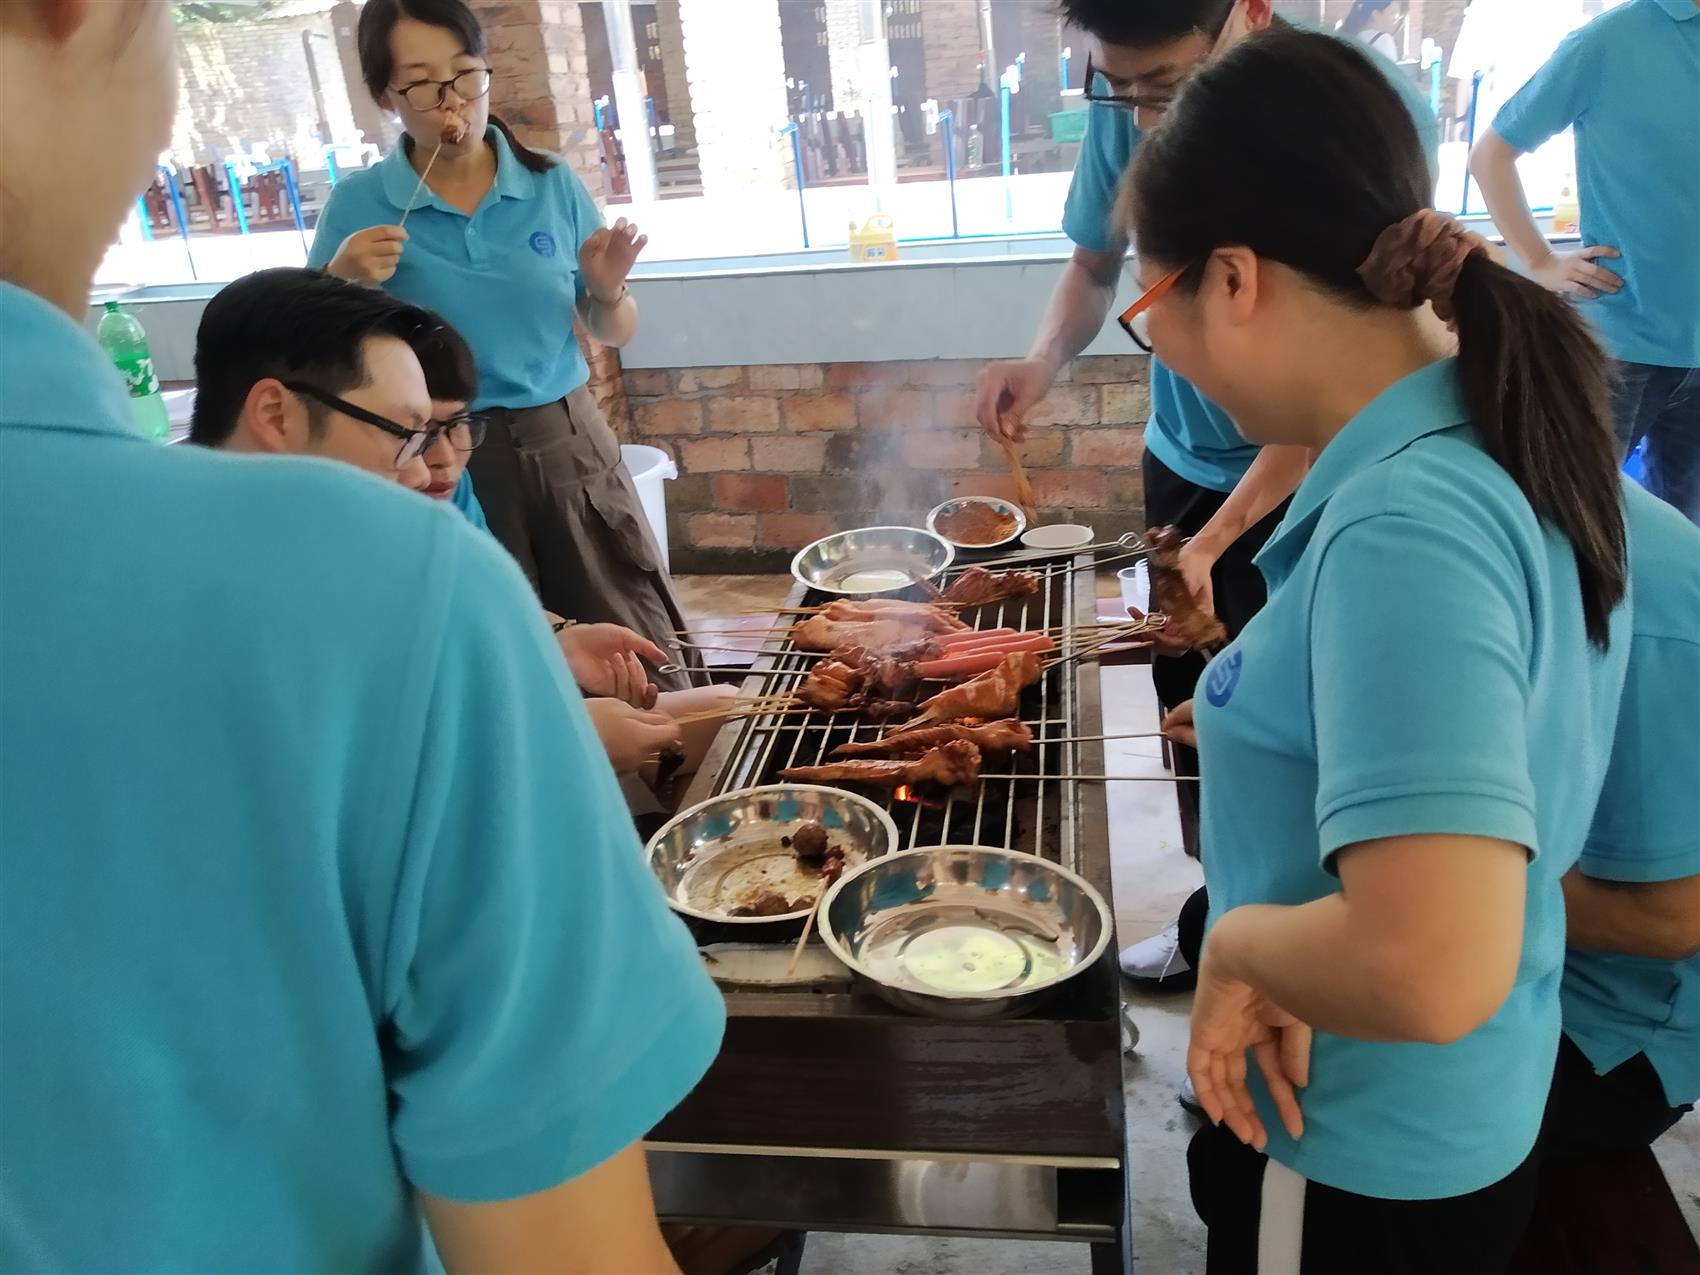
{"left": 926, "top": 497, "right": 1028, "bottom": 550}
{"left": 647, "top": 784, "right": 900, "bottom": 925}
{"left": 791, "top": 526, "right": 955, "bottom": 596}
{"left": 819, "top": 845, "right": 1112, "bottom": 1018}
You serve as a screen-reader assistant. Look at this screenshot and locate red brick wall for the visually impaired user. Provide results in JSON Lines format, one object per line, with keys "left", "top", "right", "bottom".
{"left": 625, "top": 357, "right": 1153, "bottom": 572}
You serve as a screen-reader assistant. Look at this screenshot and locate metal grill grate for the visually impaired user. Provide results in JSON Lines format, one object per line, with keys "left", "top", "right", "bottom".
{"left": 706, "top": 558, "right": 1092, "bottom": 877}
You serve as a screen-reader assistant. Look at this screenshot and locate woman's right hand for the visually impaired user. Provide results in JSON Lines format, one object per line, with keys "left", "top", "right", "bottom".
{"left": 585, "top": 698, "right": 682, "bottom": 775}
{"left": 325, "top": 225, "right": 408, "bottom": 285}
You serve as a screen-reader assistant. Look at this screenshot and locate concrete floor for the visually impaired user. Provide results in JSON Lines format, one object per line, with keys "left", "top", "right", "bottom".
{"left": 677, "top": 575, "right": 1698, "bottom": 1274}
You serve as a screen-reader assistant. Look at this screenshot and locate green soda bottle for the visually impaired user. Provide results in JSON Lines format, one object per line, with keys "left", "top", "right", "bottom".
{"left": 96, "top": 301, "right": 171, "bottom": 442}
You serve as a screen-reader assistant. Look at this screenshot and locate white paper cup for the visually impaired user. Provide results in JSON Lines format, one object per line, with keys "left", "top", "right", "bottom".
{"left": 1117, "top": 561, "right": 1150, "bottom": 615}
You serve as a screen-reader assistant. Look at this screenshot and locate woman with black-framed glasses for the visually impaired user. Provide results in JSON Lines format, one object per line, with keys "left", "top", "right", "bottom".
{"left": 309, "top": 0, "right": 699, "bottom": 694}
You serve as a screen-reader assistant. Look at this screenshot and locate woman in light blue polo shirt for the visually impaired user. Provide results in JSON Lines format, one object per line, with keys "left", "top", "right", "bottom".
{"left": 0, "top": 0, "right": 722, "bottom": 1267}
{"left": 1118, "top": 30, "right": 1631, "bottom": 1270}
{"left": 308, "top": 0, "right": 698, "bottom": 691}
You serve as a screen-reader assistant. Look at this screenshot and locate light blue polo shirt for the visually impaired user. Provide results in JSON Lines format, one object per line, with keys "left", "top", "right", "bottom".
{"left": 1491, "top": 0, "right": 1700, "bottom": 369}
{"left": 1194, "top": 358, "right": 1630, "bottom": 1200}
{"left": 1063, "top": 23, "right": 1441, "bottom": 492}
{"left": 450, "top": 468, "right": 489, "bottom": 531}
{"left": 1562, "top": 481, "right": 1700, "bottom": 1108}
{"left": 0, "top": 283, "right": 723, "bottom": 1270}
{"left": 309, "top": 127, "right": 607, "bottom": 411}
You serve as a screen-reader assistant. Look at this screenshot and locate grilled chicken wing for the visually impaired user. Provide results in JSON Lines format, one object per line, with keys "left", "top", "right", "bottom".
{"left": 831, "top": 719, "right": 1033, "bottom": 758}
{"left": 1145, "top": 525, "right": 1228, "bottom": 649}
{"left": 940, "top": 567, "right": 1042, "bottom": 608}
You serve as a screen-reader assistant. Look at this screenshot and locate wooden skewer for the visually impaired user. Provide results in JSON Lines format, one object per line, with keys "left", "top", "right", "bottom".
{"left": 787, "top": 889, "right": 827, "bottom": 975}
{"left": 397, "top": 140, "right": 444, "bottom": 229}
{"left": 998, "top": 437, "right": 1040, "bottom": 524}
{"left": 982, "top": 773, "right": 1201, "bottom": 782}
{"left": 1042, "top": 731, "right": 1169, "bottom": 743}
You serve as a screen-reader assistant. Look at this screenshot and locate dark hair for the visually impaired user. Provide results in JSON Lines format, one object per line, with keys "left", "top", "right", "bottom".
{"left": 1340, "top": 0, "right": 1398, "bottom": 36}
{"left": 356, "top": 0, "right": 556, "bottom": 176}
{"left": 1125, "top": 29, "right": 1624, "bottom": 645}
{"left": 411, "top": 317, "right": 479, "bottom": 404}
{"left": 1057, "top": 0, "right": 1234, "bottom": 48}
{"left": 189, "top": 268, "right": 435, "bottom": 446}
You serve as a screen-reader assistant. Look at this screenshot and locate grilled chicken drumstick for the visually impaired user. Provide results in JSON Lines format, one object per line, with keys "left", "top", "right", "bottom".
{"left": 890, "top": 651, "right": 1043, "bottom": 732}
{"left": 831, "top": 719, "right": 1033, "bottom": 758}
{"left": 1144, "top": 525, "right": 1228, "bottom": 648}
{"left": 779, "top": 740, "right": 982, "bottom": 788}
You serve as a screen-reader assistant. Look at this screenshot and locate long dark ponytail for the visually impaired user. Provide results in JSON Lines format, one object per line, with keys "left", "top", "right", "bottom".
{"left": 356, "top": 0, "right": 557, "bottom": 176}
{"left": 1124, "top": 27, "right": 1624, "bottom": 646}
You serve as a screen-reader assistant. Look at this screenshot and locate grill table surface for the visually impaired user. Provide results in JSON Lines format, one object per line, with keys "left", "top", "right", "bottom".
{"left": 647, "top": 556, "right": 1130, "bottom": 1273}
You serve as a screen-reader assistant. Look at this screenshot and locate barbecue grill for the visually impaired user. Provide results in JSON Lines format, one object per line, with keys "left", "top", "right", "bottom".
{"left": 647, "top": 554, "right": 1130, "bottom": 1273}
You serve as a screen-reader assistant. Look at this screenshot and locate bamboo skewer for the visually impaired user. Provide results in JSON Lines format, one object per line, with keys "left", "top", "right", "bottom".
{"left": 998, "top": 438, "right": 1039, "bottom": 524}
{"left": 787, "top": 890, "right": 826, "bottom": 976}
{"left": 397, "top": 141, "right": 444, "bottom": 229}
{"left": 982, "top": 774, "right": 1201, "bottom": 782}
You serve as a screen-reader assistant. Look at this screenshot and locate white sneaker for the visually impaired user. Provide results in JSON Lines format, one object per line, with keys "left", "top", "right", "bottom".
{"left": 1178, "top": 1074, "right": 1205, "bottom": 1118}
{"left": 1117, "top": 919, "right": 1196, "bottom": 989}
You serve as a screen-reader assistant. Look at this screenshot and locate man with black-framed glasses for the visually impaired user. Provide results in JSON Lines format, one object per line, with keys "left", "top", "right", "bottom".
{"left": 188, "top": 267, "right": 443, "bottom": 488}
{"left": 974, "top": 0, "right": 1438, "bottom": 1011}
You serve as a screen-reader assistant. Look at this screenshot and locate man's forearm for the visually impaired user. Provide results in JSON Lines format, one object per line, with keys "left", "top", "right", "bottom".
{"left": 1563, "top": 869, "right": 1700, "bottom": 961}
{"left": 1026, "top": 251, "right": 1121, "bottom": 375}
{"left": 1190, "top": 445, "right": 1310, "bottom": 560}
{"left": 1469, "top": 131, "right": 1554, "bottom": 269}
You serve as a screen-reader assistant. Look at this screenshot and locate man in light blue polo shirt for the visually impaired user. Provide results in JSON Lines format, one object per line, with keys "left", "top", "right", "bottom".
{"left": 1471, "top": 0, "right": 1700, "bottom": 523}
{"left": 974, "top": 0, "right": 1439, "bottom": 996}
{"left": 1543, "top": 482, "right": 1700, "bottom": 1154}
{"left": 0, "top": 277, "right": 724, "bottom": 1270}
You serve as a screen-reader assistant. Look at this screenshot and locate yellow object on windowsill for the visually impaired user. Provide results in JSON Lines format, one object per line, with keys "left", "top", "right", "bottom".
{"left": 848, "top": 214, "right": 898, "bottom": 263}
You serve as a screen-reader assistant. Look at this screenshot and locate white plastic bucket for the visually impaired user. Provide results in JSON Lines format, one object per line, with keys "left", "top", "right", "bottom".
{"left": 620, "top": 444, "right": 678, "bottom": 572}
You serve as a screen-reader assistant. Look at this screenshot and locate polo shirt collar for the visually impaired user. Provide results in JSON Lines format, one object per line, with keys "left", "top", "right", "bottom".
{"left": 0, "top": 283, "right": 135, "bottom": 440}
{"left": 1652, "top": 0, "right": 1698, "bottom": 21}
{"left": 1255, "top": 357, "right": 1471, "bottom": 585}
{"left": 378, "top": 124, "right": 539, "bottom": 214}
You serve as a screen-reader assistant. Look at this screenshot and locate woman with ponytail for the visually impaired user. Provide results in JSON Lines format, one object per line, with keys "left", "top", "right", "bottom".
{"left": 1115, "top": 27, "right": 1632, "bottom": 1271}
{"left": 310, "top": 0, "right": 698, "bottom": 693}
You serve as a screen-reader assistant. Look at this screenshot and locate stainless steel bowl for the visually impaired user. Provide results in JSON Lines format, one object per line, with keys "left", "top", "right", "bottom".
{"left": 791, "top": 526, "right": 955, "bottom": 597}
{"left": 647, "top": 784, "right": 900, "bottom": 925}
{"left": 819, "top": 846, "right": 1112, "bottom": 1018}
{"left": 926, "top": 497, "right": 1028, "bottom": 550}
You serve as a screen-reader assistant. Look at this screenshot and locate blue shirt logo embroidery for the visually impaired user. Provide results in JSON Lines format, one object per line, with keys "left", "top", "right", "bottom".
{"left": 529, "top": 231, "right": 557, "bottom": 258}
{"left": 1204, "top": 649, "right": 1243, "bottom": 708}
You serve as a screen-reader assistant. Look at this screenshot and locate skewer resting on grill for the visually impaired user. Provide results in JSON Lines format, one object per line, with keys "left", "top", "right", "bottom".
{"left": 779, "top": 740, "right": 983, "bottom": 788}
{"left": 933, "top": 566, "right": 1042, "bottom": 608}
{"left": 831, "top": 719, "right": 1033, "bottom": 758}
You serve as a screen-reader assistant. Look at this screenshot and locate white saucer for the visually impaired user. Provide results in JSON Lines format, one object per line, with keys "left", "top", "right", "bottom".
{"left": 1019, "top": 524, "right": 1094, "bottom": 551}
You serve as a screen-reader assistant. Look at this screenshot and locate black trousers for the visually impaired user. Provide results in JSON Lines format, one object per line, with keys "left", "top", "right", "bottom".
{"left": 1188, "top": 1120, "right": 1541, "bottom": 1275}
{"left": 1141, "top": 448, "right": 1289, "bottom": 846}
{"left": 1143, "top": 449, "right": 1288, "bottom": 961}
{"left": 1539, "top": 1032, "right": 1691, "bottom": 1159}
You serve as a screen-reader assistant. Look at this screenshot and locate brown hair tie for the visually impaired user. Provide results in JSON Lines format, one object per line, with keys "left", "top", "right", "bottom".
{"left": 1357, "top": 209, "right": 1490, "bottom": 325}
